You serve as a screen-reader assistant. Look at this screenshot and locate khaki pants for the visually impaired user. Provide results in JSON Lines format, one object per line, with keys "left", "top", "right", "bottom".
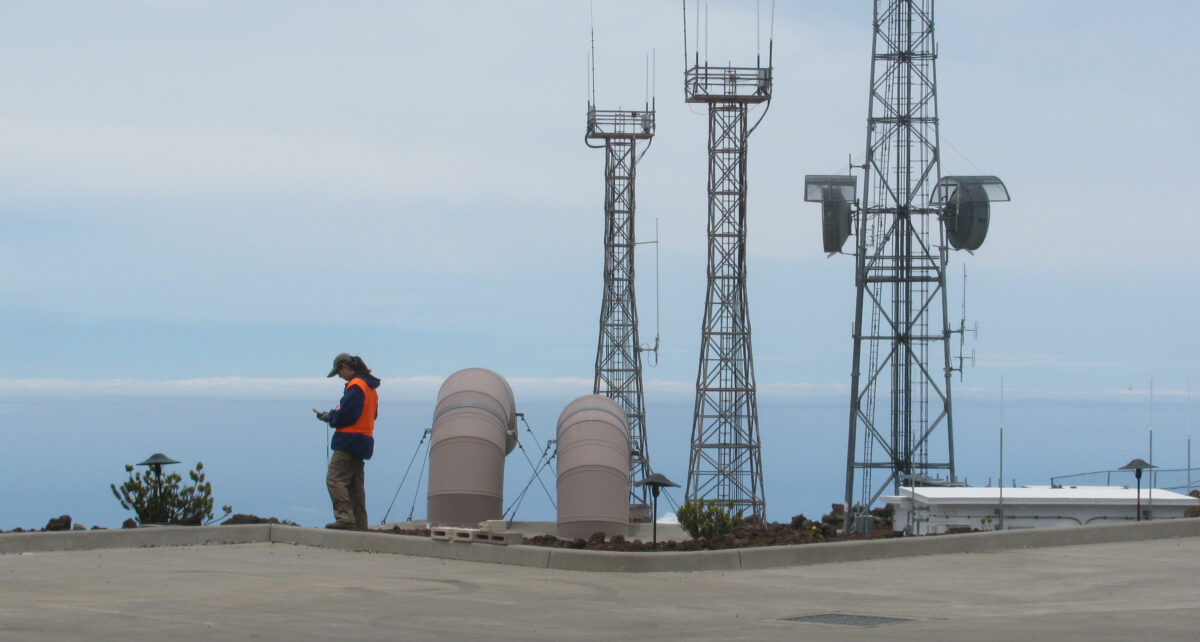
{"left": 326, "top": 450, "right": 367, "bottom": 529}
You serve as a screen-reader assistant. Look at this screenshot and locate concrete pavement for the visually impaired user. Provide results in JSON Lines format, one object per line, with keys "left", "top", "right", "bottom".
{"left": 1, "top": 522, "right": 1198, "bottom": 640}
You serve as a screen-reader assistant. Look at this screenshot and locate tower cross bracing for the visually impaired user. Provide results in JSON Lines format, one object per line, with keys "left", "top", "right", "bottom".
{"left": 684, "top": 63, "right": 770, "bottom": 521}
{"left": 804, "top": 0, "right": 1009, "bottom": 533}
{"left": 587, "top": 106, "right": 655, "bottom": 507}
{"left": 847, "top": 0, "right": 953, "bottom": 517}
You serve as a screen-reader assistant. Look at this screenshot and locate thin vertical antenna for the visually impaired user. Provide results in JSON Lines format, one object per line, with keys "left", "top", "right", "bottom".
{"left": 636, "top": 217, "right": 662, "bottom": 366}
{"left": 589, "top": 2, "right": 597, "bottom": 107}
{"left": 655, "top": 218, "right": 661, "bottom": 353}
{"left": 999, "top": 376, "right": 1004, "bottom": 530}
{"left": 962, "top": 265, "right": 968, "bottom": 324}
{"left": 769, "top": 0, "right": 775, "bottom": 68}
{"left": 682, "top": 0, "right": 688, "bottom": 69}
{"left": 1188, "top": 377, "right": 1192, "bottom": 493}
{"left": 645, "top": 54, "right": 649, "bottom": 106}
{"left": 957, "top": 265, "right": 970, "bottom": 379}
{"left": 704, "top": 2, "right": 708, "bottom": 64}
{"left": 756, "top": 0, "right": 761, "bottom": 59}
{"left": 770, "top": 0, "right": 776, "bottom": 40}
{"left": 1149, "top": 377, "right": 1155, "bottom": 515}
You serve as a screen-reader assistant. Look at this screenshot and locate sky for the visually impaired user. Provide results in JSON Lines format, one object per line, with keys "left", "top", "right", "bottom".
{"left": 1, "top": 1, "right": 1198, "bottom": 529}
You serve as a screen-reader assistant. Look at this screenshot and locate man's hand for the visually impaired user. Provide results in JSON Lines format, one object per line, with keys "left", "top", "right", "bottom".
{"left": 313, "top": 409, "right": 330, "bottom": 423}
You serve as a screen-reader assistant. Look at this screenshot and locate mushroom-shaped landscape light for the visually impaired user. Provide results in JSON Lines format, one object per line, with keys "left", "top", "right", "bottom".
{"left": 136, "top": 453, "right": 180, "bottom": 524}
{"left": 634, "top": 473, "right": 680, "bottom": 548}
{"left": 1119, "top": 458, "right": 1156, "bottom": 522}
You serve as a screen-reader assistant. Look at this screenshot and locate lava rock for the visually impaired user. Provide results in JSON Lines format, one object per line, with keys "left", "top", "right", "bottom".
{"left": 222, "top": 514, "right": 279, "bottom": 525}
{"left": 220, "top": 514, "right": 300, "bottom": 526}
{"left": 44, "top": 515, "right": 72, "bottom": 531}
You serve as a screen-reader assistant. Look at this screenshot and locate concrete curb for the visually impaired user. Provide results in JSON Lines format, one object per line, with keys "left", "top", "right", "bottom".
{"left": 266, "top": 525, "right": 553, "bottom": 567}
{"left": 545, "top": 546, "right": 743, "bottom": 572}
{"left": 2, "top": 519, "right": 1197, "bottom": 572}
{"left": 734, "top": 518, "right": 1200, "bottom": 570}
{"left": 0, "top": 524, "right": 270, "bottom": 555}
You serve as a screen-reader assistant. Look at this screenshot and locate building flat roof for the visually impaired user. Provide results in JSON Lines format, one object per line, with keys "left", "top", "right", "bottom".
{"left": 884, "top": 485, "right": 1200, "bottom": 506}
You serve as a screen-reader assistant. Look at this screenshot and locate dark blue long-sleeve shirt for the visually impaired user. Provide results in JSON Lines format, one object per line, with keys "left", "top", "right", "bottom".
{"left": 325, "top": 372, "right": 381, "bottom": 460}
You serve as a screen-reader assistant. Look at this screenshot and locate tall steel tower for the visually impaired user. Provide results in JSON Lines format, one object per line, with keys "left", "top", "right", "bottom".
{"left": 683, "top": 37, "right": 773, "bottom": 521}
{"left": 805, "top": 0, "right": 1008, "bottom": 531}
{"left": 586, "top": 101, "right": 656, "bottom": 510}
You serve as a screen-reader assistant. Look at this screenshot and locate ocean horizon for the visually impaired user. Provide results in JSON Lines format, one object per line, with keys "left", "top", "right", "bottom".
{"left": 3, "top": 390, "right": 1192, "bottom": 531}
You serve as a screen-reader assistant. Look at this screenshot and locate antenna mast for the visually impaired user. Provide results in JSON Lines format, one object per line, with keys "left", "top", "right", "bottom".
{"left": 682, "top": 0, "right": 773, "bottom": 522}
{"left": 1188, "top": 378, "right": 1192, "bottom": 494}
{"left": 586, "top": 19, "right": 657, "bottom": 515}
{"left": 999, "top": 376, "right": 1004, "bottom": 530}
{"left": 804, "top": 0, "right": 1010, "bottom": 532}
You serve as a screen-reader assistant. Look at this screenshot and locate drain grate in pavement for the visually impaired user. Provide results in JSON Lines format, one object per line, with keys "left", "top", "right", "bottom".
{"left": 783, "top": 613, "right": 911, "bottom": 627}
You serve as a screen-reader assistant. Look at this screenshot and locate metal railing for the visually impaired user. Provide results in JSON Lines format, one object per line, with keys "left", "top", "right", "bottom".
{"left": 1050, "top": 467, "right": 1199, "bottom": 494}
{"left": 586, "top": 108, "right": 655, "bottom": 139}
{"left": 683, "top": 65, "right": 771, "bottom": 103}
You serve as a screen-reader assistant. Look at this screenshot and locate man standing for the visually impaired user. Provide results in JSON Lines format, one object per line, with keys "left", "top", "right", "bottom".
{"left": 314, "top": 353, "right": 381, "bottom": 530}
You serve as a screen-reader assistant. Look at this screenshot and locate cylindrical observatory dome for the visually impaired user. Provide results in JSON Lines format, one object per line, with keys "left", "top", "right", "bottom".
{"left": 556, "top": 395, "right": 630, "bottom": 540}
{"left": 427, "top": 368, "right": 517, "bottom": 526}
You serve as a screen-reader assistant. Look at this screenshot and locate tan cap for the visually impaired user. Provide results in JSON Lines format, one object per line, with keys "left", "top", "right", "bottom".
{"left": 327, "top": 353, "right": 353, "bottom": 377}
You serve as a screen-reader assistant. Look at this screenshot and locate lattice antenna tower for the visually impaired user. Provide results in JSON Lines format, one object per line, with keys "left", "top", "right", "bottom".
{"left": 682, "top": 0, "right": 773, "bottom": 521}
{"left": 804, "top": 0, "right": 1009, "bottom": 532}
{"left": 585, "top": 20, "right": 657, "bottom": 509}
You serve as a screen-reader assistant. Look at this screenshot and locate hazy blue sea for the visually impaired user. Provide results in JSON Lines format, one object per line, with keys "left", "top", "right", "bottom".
{"left": 1, "top": 395, "right": 1192, "bottom": 530}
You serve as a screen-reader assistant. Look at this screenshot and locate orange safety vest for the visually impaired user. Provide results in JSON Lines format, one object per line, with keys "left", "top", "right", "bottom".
{"left": 336, "top": 377, "right": 377, "bottom": 437}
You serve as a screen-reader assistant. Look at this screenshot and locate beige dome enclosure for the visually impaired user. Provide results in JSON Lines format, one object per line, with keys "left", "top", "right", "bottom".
{"left": 556, "top": 394, "right": 630, "bottom": 540}
{"left": 427, "top": 368, "right": 517, "bottom": 526}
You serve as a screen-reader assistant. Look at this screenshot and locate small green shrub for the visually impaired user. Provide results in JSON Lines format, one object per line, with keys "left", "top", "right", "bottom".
{"left": 110, "top": 461, "right": 231, "bottom": 526}
{"left": 676, "top": 499, "right": 744, "bottom": 543}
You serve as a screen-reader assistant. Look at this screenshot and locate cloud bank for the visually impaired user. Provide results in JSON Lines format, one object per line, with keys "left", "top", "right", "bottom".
{"left": 1, "top": 376, "right": 1184, "bottom": 405}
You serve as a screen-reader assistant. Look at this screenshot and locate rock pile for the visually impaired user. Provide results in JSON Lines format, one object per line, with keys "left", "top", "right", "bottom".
{"left": 516, "top": 504, "right": 897, "bottom": 552}
{"left": 0, "top": 515, "right": 103, "bottom": 533}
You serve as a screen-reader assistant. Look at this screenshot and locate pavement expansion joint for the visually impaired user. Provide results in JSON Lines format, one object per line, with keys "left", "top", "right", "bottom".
{"left": 782, "top": 613, "right": 912, "bottom": 627}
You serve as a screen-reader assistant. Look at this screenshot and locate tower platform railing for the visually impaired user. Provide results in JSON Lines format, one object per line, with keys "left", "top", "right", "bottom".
{"left": 684, "top": 65, "right": 771, "bottom": 104}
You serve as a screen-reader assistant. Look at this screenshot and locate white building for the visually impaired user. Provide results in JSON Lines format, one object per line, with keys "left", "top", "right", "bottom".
{"left": 883, "top": 486, "right": 1199, "bottom": 535}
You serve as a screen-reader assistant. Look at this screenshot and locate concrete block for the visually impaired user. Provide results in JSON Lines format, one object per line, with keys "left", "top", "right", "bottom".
{"left": 422, "top": 526, "right": 477, "bottom": 542}
{"left": 477, "top": 531, "right": 523, "bottom": 545}
{"left": 478, "top": 520, "right": 508, "bottom": 533}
